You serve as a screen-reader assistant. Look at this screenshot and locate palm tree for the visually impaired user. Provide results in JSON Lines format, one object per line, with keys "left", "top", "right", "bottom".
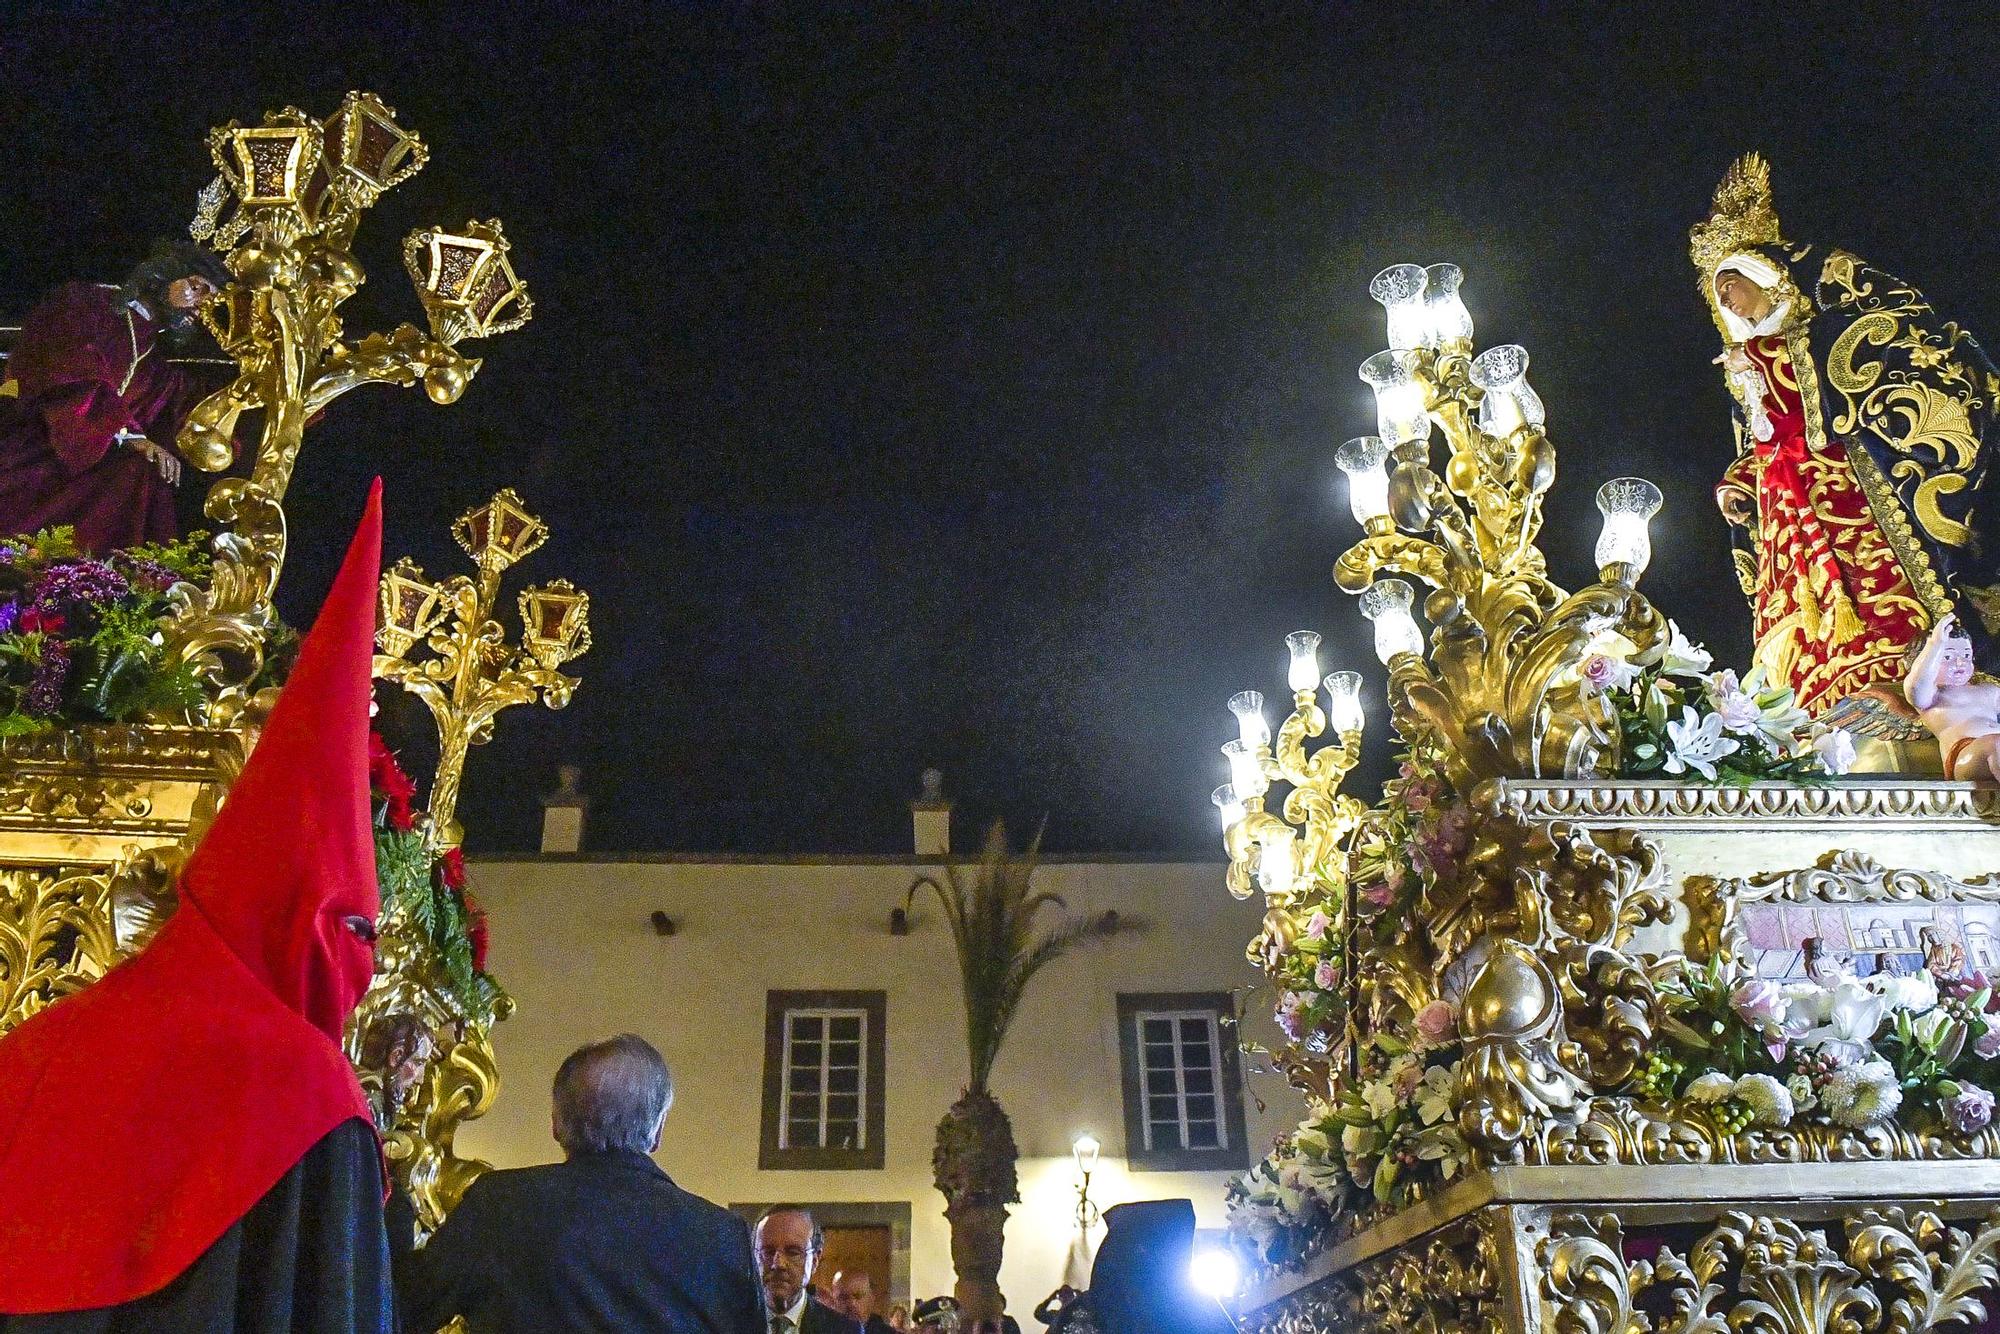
{"left": 907, "top": 819, "right": 1113, "bottom": 1330}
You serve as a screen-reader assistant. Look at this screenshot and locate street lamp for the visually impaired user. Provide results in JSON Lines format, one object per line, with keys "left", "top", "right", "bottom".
{"left": 1072, "top": 1133, "right": 1102, "bottom": 1230}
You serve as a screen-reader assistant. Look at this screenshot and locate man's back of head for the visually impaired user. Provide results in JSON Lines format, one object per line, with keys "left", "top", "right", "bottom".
{"left": 551, "top": 1033, "right": 674, "bottom": 1158}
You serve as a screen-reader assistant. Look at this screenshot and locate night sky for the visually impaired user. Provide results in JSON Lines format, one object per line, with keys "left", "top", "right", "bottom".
{"left": 6, "top": 5, "right": 2000, "bottom": 854}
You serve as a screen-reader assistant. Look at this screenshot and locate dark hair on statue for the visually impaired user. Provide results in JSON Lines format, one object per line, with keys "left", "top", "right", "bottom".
{"left": 120, "top": 239, "right": 231, "bottom": 312}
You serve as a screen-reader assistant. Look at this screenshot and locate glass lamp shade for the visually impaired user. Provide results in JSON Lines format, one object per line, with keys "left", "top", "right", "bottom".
{"left": 1468, "top": 344, "right": 1545, "bottom": 437}
{"left": 1369, "top": 263, "right": 1430, "bottom": 352}
{"left": 1335, "top": 435, "right": 1391, "bottom": 526}
{"left": 1256, "top": 829, "right": 1299, "bottom": 896}
{"left": 1072, "top": 1133, "right": 1102, "bottom": 1174}
{"left": 1359, "top": 578, "right": 1424, "bottom": 663}
{"left": 1595, "top": 477, "right": 1664, "bottom": 574}
{"left": 1228, "top": 690, "right": 1270, "bottom": 749}
{"left": 519, "top": 579, "right": 592, "bottom": 669}
{"left": 1212, "top": 783, "right": 1247, "bottom": 831}
{"left": 453, "top": 487, "right": 550, "bottom": 572}
{"left": 1421, "top": 264, "right": 1474, "bottom": 347}
{"left": 1359, "top": 350, "right": 1430, "bottom": 446}
{"left": 1323, "top": 670, "right": 1365, "bottom": 734}
{"left": 1285, "top": 631, "right": 1322, "bottom": 691}
{"left": 1221, "top": 740, "right": 1268, "bottom": 800}
{"left": 376, "top": 558, "right": 445, "bottom": 656}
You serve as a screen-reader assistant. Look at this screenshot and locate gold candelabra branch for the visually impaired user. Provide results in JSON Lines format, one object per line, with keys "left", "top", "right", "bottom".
{"left": 1332, "top": 263, "right": 1668, "bottom": 789}
{"left": 372, "top": 490, "right": 588, "bottom": 849}
{"left": 163, "top": 92, "right": 532, "bottom": 718}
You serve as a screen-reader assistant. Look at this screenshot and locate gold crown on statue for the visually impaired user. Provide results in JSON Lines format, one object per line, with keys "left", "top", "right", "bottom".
{"left": 1689, "top": 151, "right": 1785, "bottom": 279}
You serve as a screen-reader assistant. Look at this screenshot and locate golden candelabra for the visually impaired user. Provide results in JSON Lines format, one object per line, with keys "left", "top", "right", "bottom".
{"left": 168, "top": 92, "right": 531, "bottom": 722}
{"left": 374, "top": 488, "right": 590, "bottom": 850}
{"left": 0, "top": 98, "right": 544, "bottom": 1247}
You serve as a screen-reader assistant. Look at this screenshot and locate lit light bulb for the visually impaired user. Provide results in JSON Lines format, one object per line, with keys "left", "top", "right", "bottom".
{"left": 1227, "top": 690, "right": 1269, "bottom": 749}
{"left": 1420, "top": 263, "right": 1473, "bottom": 348}
{"left": 1359, "top": 578, "right": 1423, "bottom": 664}
{"left": 1368, "top": 262, "right": 1429, "bottom": 352}
{"left": 1468, "top": 344, "right": 1545, "bottom": 438}
{"left": 1212, "top": 784, "right": 1246, "bottom": 830}
{"left": 1595, "top": 476, "right": 1664, "bottom": 577}
{"left": 1189, "top": 1247, "right": 1243, "bottom": 1300}
{"left": 1359, "top": 350, "right": 1430, "bottom": 447}
{"left": 1221, "top": 739, "right": 1267, "bottom": 800}
{"left": 1323, "top": 670, "right": 1364, "bottom": 735}
{"left": 1285, "top": 631, "right": 1322, "bottom": 692}
{"left": 1256, "top": 828, "right": 1298, "bottom": 896}
{"left": 1335, "top": 435, "right": 1391, "bottom": 527}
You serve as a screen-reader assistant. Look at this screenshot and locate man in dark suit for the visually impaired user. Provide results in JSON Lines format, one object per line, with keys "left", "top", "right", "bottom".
{"left": 754, "top": 1207, "right": 862, "bottom": 1334}
{"left": 397, "top": 1034, "right": 766, "bottom": 1332}
{"left": 827, "top": 1267, "right": 895, "bottom": 1334}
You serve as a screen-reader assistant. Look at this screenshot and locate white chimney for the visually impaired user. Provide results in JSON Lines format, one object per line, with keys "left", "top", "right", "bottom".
{"left": 911, "top": 768, "right": 951, "bottom": 856}
{"left": 540, "top": 763, "right": 588, "bottom": 854}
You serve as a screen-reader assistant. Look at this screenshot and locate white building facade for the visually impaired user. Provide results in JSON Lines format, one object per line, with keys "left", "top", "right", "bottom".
{"left": 456, "top": 839, "right": 1294, "bottom": 1320}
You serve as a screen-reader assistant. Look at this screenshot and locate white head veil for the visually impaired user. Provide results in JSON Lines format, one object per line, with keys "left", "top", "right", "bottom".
{"left": 1713, "top": 253, "right": 1792, "bottom": 342}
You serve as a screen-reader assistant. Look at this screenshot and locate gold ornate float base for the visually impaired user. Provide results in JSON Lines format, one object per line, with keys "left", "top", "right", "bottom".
{"left": 1241, "top": 1163, "right": 2000, "bottom": 1333}
{"left": 1243, "top": 778, "right": 2000, "bottom": 1332}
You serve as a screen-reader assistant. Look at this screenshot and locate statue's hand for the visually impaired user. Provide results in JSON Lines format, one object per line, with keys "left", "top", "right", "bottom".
{"left": 1714, "top": 346, "right": 1754, "bottom": 375}
{"left": 1717, "top": 483, "right": 1756, "bottom": 528}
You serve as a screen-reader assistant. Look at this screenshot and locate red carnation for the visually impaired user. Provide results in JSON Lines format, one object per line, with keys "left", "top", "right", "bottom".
{"left": 366, "top": 730, "right": 418, "bottom": 833}
{"left": 464, "top": 892, "right": 489, "bottom": 973}
{"left": 437, "top": 846, "right": 466, "bottom": 891}
{"left": 18, "top": 607, "right": 65, "bottom": 636}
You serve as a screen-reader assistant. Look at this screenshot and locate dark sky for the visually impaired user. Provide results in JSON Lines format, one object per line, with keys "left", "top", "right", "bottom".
{"left": 6, "top": 4, "right": 1999, "bottom": 854}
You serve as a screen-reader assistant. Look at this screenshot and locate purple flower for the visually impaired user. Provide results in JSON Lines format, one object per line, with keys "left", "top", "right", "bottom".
{"left": 0, "top": 601, "right": 17, "bottom": 636}
{"left": 1303, "top": 910, "right": 1331, "bottom": 941}
{"left": 1360, "top": 882, "right": 1394, "bottom": 908}
{"left": 1976, "top": 1027, "right": 2000, "bottom": 1060}
{"left": 23, "top": 640, "right": 70, "bottom": 715}
{"left": 1946, "top": 1082, "right": 1996, "bottom": 1136}
{"left": 1276, "top": 993, "right": 1308, "bottom": 1040}
{"left": 1314, "top": 959, "right": 1340, "bottom": 990}
{"left": 1731, "top": 978, "right": 1786, "bottom": 1029}
{"left": 116, "top": 557, "right": 177, "bottom": 593}
{"left": 34, "top": 559, "right": 128, "bottom": 611}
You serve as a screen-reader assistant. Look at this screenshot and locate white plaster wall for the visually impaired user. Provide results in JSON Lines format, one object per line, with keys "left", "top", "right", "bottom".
{"left": 455, "top": 856, "right": 1298, "bottom": 1319}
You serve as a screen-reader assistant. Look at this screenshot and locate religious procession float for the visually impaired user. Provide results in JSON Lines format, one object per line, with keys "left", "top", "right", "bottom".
{"left": 0, "top": 96, "right": 586, "bottom": 1233}
{"left": 1220, "top": 156, "right": 2000, "bottom": 1332}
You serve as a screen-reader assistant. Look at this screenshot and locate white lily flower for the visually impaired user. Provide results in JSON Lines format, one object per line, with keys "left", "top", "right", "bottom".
{"left": 1805, "top": 980, "right": 1890, "bottom": 1063}
{"left": 1642, "top": 620, "right": 1714, "bottom": 677}
{"left": 1663, "top": 707, "right": 1740, "bottom": 780}
{"left": 1812, "top": 727, "right": 1857, "bottom": 775}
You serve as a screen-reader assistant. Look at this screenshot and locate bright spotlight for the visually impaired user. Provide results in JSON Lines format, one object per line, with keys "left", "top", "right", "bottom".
{"left": 1188, "top": 1246, "right": 1242, "bottom": 1300}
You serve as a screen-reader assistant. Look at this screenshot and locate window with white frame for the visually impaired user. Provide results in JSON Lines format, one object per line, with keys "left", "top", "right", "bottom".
{"left": 1117, "top": 992, "right": 1248, "bottom": 1171}
{"left": 781, "top": 1006, "right": 867, "bottom": 1151}
{"left": 761, "top": 990, "right": 886, "bottom": 1169}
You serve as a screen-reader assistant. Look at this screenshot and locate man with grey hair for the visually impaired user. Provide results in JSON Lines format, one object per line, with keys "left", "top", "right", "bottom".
{"left": 397, "top": 1034, "right": 765, "bottom": 1331}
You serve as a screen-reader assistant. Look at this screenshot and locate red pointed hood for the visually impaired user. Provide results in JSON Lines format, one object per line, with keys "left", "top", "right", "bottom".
{"left": 0, "top": 483, "right": 387, "bottom": 1313}
{"left": 179, "top": 479, "right": 382, "bottom": 1038}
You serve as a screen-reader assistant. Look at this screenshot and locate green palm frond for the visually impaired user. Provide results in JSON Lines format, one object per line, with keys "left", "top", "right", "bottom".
{"left": 910, "top": 819, "right": 1113, "bottom": 1093}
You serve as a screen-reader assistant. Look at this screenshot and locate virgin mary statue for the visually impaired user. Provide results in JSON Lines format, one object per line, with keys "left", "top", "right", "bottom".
{"left": 1694, "top": 153, "right": 2000, "bottom": 714}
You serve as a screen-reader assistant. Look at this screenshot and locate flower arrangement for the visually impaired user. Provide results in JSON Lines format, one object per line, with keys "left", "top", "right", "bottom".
{"left": 1637, "top": 955, "right": 1997, "bottom": 1136}
{"left": 0, "top": 527, "right": 215, "bottom": 735}
{"left": 1572, "top": 621, "right": 1855, "bottom": 783}
{"left": 369, "top": 730, "right": 503, "bottom": 1025}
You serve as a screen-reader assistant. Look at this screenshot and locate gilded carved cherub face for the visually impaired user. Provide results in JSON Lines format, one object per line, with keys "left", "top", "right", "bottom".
{"left": 1715, "top": 269, "right": 1774, "bottom": 323}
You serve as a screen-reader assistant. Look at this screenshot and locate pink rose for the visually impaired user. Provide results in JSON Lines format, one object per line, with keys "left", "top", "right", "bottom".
{"left": 1315, "top": 959, "right": 1341, "bottom": 990}
{"left": 1361, "top": 882, "right": 1394, "bottom": 908}
{"left": 1304, "top": 910, "right": 1331, "bottom": 941}
{"left": 1414, "top": 1000, "right": 1456, "bottom": 1046}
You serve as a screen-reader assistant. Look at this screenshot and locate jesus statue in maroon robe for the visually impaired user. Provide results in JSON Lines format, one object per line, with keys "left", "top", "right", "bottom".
{"left": 0, "top": 241, "right": 232, "bottom": 554}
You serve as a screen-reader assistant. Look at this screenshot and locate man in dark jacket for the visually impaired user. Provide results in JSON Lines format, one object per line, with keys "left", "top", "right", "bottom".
{"left": 754, "top": 1208, "right": 861, "bottom": 1334}
{"left": 398, "top": 1034, "right": 766, "bottom": 1332}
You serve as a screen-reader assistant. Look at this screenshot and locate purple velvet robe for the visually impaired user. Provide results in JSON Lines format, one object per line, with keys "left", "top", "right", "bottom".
{"left": 0, "top": 282, "right": 212, "bottom": 553}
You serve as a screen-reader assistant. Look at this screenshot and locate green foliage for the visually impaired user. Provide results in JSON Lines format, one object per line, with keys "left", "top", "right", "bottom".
{"left": 906, "top": 819, "right": 1112, "bottom": 1093}
{"left": 372, "top": 826, "right": 504, "bottom": 1027}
